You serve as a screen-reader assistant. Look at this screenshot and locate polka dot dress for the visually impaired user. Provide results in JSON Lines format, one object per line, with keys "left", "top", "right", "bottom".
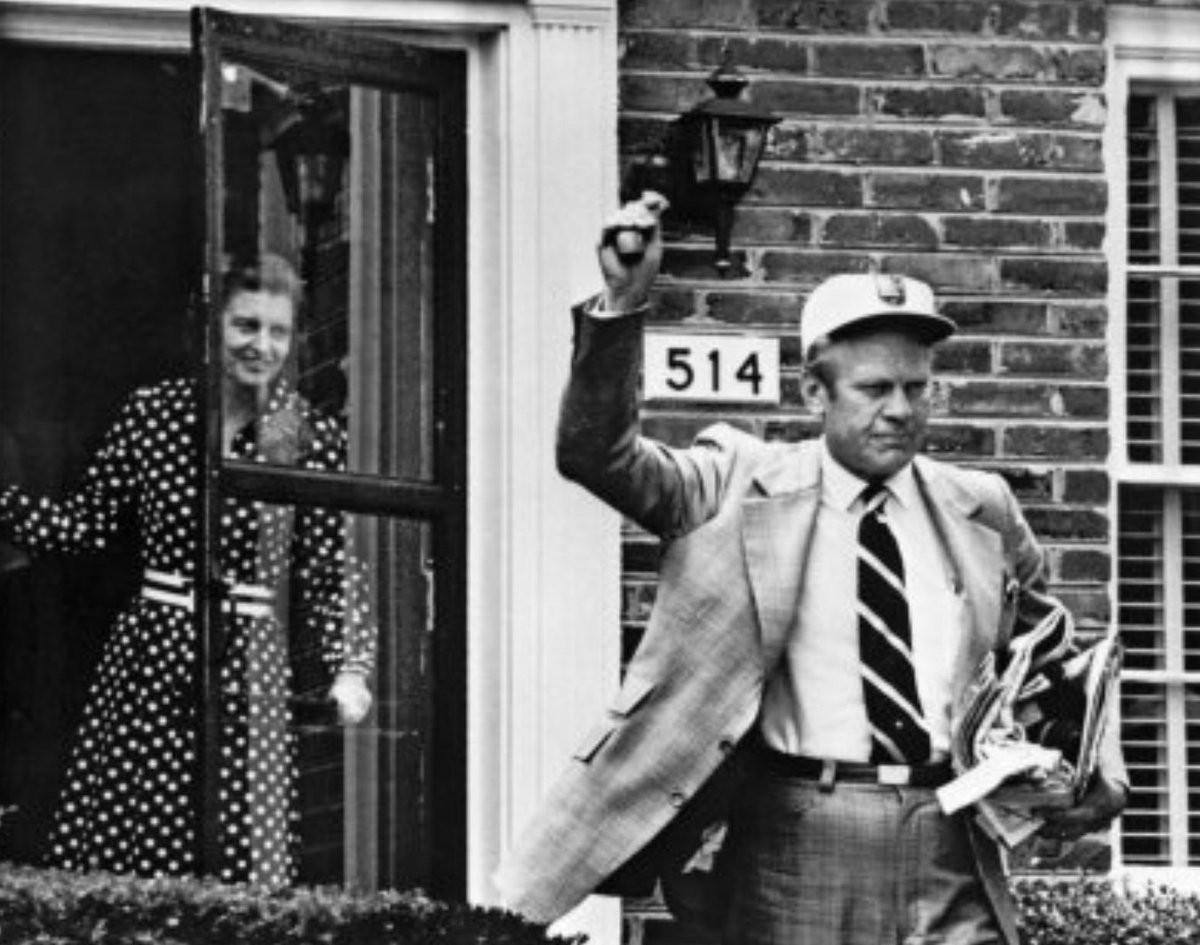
{"left": 0, "top": 378, "right": 376, "bottom": 886}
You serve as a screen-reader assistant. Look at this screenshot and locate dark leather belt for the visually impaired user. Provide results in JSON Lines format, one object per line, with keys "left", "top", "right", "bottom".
{"left": 752, "top": 742, "right": 954, "bottom": 790}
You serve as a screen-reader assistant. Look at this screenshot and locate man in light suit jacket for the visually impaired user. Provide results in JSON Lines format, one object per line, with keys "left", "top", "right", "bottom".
{"left": 495, "top": 194, "right": 1128, "bottom": 944}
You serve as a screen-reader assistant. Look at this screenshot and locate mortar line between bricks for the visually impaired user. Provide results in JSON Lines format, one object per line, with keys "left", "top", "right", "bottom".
{"left": 623, "top": 30, "right": 1105, "bottom": 50}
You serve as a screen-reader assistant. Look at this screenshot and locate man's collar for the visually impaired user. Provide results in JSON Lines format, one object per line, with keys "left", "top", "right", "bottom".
{"left": 820, "top": 440, "right": 916, "bottom": 512}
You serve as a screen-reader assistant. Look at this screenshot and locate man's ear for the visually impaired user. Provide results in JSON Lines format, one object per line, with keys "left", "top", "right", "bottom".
{"left": 801, "top": 372, "right": 827, "bottom": 417}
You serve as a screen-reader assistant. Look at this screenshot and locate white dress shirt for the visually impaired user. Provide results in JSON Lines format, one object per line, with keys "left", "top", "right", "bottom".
{"left": 759, "top": 441, "right": 964, "bottom": 762}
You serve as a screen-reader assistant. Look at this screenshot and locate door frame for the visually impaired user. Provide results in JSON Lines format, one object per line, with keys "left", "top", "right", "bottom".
{"left": 0, "top": 2, "right": 622, "bottom": 941}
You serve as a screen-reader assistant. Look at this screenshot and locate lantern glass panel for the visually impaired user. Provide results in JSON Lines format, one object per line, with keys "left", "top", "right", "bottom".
{"left": 712, "top": 118, "right": 765, "bottom": 185}
{"left": 689, "top": 119, "right": 714, "bottom": 184}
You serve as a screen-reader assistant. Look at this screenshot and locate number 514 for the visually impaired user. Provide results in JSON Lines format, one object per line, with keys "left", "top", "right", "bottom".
{"left": 643, "top": 334, "right": 780, "bottom": 404}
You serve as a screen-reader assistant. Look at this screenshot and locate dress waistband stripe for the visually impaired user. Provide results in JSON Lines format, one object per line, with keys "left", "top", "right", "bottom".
{"left": 141, "top": 569, "right": 275, "bottom": 619}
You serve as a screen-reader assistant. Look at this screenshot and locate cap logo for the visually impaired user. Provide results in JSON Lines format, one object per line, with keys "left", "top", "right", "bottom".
{"left": 875, "top": 274, "right": 906, "bottom": 306}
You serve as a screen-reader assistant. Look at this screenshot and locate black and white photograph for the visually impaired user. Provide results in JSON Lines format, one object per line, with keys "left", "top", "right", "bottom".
{"left": 0, "top": 3, "right": 1197, "bottom": 944}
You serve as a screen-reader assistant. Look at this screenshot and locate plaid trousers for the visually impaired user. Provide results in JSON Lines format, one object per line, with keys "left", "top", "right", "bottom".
{"left": 722, "top": 766, "right": 1003, "bottom": 945}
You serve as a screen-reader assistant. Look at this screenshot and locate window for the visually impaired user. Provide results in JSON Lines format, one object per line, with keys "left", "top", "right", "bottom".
{"left": 1117, "top": 88, "right": 1200, "bottom": 868}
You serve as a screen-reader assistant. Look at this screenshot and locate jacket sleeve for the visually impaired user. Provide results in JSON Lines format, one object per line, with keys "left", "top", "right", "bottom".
{"left": 996, "top": 475, "right": 1129, "bottom": 791}
{"left": 0, "top": 390, "right": 142, "bottom": 556}
{"left": 556, "top": 300, "right": 740, "bottom": 539}
{"left": 288, "top": 414, "right": 378, "bottom": 678}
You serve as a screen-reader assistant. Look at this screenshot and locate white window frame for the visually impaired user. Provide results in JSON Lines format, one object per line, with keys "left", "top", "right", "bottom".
{"left": 0, "top": 2, "right": 624, "bottom": 940}
{"left": 1108, "top": 3, "right": 1200, "bottom": 887}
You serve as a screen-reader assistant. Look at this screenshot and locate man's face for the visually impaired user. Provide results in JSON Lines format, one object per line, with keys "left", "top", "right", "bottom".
{"left": 803, "top": 328, "right": 934, "bottom": 483}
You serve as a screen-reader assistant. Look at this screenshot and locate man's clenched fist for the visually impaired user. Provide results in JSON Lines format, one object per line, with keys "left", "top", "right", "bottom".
{"left": 597, "top": 191, "right": 669, "bottom": 313}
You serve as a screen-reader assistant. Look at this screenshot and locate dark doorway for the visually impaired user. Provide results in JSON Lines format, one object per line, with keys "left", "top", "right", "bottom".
{"left": 0, "top": 45, "right": 197, "bottom": 863}
{"left": 1, "top": 24, "right": 468, "bottom": 900}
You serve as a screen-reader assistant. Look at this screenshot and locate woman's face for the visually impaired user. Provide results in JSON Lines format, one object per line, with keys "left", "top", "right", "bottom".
{"left": 220, "top": 289, "right": 295, "bottom": 392}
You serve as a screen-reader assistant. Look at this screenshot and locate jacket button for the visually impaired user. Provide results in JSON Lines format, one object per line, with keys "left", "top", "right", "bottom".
{"left": 669, "top": 791, "right": 687, "bottom": 808}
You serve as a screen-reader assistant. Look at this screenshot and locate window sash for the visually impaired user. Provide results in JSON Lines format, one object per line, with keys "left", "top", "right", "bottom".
{"left": 1119, "top": 87, "right": 1200, "bottom": 869}
{"left": 1123, "top": 92, "right": 1200, "bottom": 472}
{"left": 1117, "top": 487, "right": 1200, "bottom": 867}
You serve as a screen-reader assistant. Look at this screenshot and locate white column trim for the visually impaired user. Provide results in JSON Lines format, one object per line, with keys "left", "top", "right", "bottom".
{"left": 475, "top": 9, "right": 622, "bottom": 943}
{"left": 1110, "top": 4, "right": 1200, "bottom": 69}
{"left": 0, "top": 0, "right": 617, "bottom": 46}
{"left": 0, "top": 2, "right": 187, "bottom": 47}
{"left": 528, "top": 0, "right": 614, "bottom": 25}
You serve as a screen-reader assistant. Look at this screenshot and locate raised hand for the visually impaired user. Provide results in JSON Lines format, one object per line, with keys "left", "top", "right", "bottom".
{"left": 597, "top": 191, "right": 669, "bottom": 313}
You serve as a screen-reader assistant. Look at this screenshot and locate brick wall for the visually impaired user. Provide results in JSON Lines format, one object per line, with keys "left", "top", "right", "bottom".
{"left": 616, "top": 1, "right": 1111, "bottom": 940}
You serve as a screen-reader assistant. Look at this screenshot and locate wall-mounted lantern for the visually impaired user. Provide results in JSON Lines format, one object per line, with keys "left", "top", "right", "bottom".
{"left": 676, "top": 58, "right": 780, "bottom": 276}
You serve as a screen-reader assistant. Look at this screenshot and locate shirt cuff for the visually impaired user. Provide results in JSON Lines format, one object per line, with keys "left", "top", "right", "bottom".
{"left": 580, "top": 292, "right": 650, "bottom": 320}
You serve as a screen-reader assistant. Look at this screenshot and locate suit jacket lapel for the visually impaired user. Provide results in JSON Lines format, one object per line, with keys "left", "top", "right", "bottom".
{"left": 742, "top": 440, "right": 822, "bottom": 673}
{"left": 742, "top": 448, "right": 1008, "bottom": 703}
{"left": 914, "top": 457, "right": 1006, "bottom": 704}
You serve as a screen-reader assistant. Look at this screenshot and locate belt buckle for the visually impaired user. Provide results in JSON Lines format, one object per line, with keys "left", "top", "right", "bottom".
{"left": 818, "top": 759, "right": 837, "bottom": 793}
{"left": 877, "top": 764, "right": 911, "bottom": 786}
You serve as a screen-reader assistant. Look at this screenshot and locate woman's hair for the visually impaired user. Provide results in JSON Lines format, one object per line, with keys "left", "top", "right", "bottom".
{"left": 220, "top": 253, "right": 304, "bottom": 309}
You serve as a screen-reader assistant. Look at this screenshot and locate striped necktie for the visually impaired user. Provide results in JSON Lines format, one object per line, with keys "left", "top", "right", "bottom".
{"left": 857, "top": 484, "right": 932, "bottom": 764}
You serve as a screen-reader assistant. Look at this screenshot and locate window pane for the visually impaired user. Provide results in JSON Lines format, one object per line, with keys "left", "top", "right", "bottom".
{"left": 1120, "top": 680, "right": 1171, "bottom": 865}
{"left": 1176, "top": 97, "right": 1200, "bottom": 266}
{"left": 214, "top": 506, "right": 432, "bottom": 889}
{"left": 1124, "top": 274, "right": 1200, "bottom": 464}
{"left": 1190, "top": 693, "right": 1200, "bottom": 864}
{"left": 1182, "top": 280, "right": 1200, "bottom": 466}
{"left": 1118, "top": 486, "right": 1200, "bottom": 866}
{"left": 1186, "top": 496, "right": 1200, "bottom": 675}
{"left": 1117, "top": 487, "right": 1168, "bottom": 867}
{"left": 1126, "top": 276, "right": 1163, "bottom": 463}
{"left": 1118, "top": 486, "right": 1166, "bottom": 673}
{"left": 215, "top": 61, "right": 438, "bottom": 483}
{"left": 1128, "top": 93, "right": 1160, "bottom": 266}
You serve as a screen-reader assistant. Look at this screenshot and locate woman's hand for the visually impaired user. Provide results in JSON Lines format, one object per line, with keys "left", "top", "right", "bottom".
{"left": 329, "top": 670, "right": 372, "bottom": 725}
{"left": 260, "top": 403, "right": 312, "bottom": 466}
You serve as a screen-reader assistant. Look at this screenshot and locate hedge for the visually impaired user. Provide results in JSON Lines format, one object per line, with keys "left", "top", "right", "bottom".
{"left": 1014, "top": 876, "right": 1200, "bottom": 945}
{"left": 0, "top": 864, "right": 571, "bottom": 945}
{"left": 4, "top": 864, "right": 1200, "bottom": 945}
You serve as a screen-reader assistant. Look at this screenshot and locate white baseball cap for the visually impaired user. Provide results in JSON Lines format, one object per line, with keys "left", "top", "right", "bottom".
{"left": 800, "top": 273, "right": 956, "bottom": 357}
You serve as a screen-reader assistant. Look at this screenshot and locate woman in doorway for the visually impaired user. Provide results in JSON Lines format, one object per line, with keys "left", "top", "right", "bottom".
{"left": 0, "top": 254, "right": 375, "bottom": 887}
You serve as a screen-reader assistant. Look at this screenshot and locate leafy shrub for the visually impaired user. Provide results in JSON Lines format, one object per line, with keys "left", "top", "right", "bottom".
{"left": 1014, "top": 875, "right": 1200, "bottom": 945}
{"left": 0, "top": 863, "right": 570, "bottom": 945}
{"left": 14, "top": 862, "right": 1200, "bottom": 945}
